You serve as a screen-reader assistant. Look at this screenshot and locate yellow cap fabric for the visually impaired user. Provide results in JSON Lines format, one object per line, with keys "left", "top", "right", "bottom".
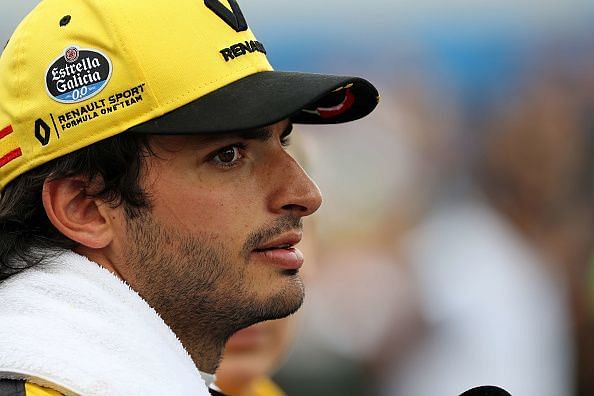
{"left": 0, "top": 0, "right": 379, "bottom": 190}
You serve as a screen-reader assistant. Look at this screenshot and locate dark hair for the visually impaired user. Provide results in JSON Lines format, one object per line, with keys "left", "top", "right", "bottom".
{"left": 0, "top": 133, "right": 153, "bottom": 281}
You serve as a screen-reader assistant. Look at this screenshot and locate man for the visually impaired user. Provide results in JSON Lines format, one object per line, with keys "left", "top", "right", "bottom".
{"left": 0, "top": 0, "right": 378, "bottom": 395}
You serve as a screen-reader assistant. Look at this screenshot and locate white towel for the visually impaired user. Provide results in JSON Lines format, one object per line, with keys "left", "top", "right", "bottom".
{"left": 0, "top": 250, "right": 209, "bottom": 396}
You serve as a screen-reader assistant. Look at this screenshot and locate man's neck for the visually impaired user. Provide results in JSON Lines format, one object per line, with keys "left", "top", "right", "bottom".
{"left": 184, "top": 334, "right": 226, "bottom": 374}
{"left": 154, "top": 302, "right": 243, "bottom": 374}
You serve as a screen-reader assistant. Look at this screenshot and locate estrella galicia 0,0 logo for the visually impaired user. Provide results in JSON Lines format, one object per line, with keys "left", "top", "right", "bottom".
{"left": 45, "top": 46, "right": 112, "bottom": 104}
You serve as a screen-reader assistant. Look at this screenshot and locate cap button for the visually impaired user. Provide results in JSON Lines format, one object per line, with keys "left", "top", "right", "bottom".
{"left": 59, "top": 15, "right": 71, "bottom": 27}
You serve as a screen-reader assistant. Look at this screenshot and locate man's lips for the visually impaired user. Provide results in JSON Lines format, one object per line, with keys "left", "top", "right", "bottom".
{"left": 252, "top": 232, "right": 303, "bottom": 270}
{"left": 254, "top": 232, "right": 302, "bottom": 251}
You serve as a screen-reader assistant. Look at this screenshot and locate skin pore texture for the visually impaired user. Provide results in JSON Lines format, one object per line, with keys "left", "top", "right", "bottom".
{"left": 66, "top": 120, "right": 322, "bottom": 373}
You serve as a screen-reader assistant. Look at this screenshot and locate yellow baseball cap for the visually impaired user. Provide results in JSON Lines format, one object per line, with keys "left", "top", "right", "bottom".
{"left": 0, "top": 0, "right": 379, "bottom": 190}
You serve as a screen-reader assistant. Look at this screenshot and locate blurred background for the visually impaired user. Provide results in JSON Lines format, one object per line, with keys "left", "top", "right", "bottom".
{"left": 3, "top": 1, "right": 594, "bottom": 395}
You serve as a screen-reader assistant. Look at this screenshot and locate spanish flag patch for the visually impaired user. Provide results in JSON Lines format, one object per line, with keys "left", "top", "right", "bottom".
{"left": 0, "top": 125, "right": 22, "bottom": 168}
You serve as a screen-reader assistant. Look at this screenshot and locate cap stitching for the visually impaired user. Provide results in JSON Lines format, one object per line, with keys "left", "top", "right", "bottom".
{"left": 100, "top": 0, "right": 161, "bottom": 112}
{"left": 153, "top": 1, "right": 268, "bottom": 108}
{"left": 158, "top": 61, "right": 269, "bottom": 108}
{"left": 14, "top": 2, "right": 39, "bottom": 126}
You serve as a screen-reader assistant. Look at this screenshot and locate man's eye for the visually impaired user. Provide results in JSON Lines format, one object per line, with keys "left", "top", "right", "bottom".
{"left": 211, "top": 145, "right": 244, "bottom": 167}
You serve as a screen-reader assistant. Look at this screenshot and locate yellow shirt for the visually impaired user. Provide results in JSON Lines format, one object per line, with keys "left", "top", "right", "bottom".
{"left": 23, "top": 377, "right": 284, "bottom": 396}
{"left": 245, "top": 377, "right": 285, "bottom": 396}
{"left": 24, "top": 383, "right": 63, "bottom": 396}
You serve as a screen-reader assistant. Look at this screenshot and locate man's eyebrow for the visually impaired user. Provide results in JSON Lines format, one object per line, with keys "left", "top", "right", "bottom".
{"left": 195, "top": 123, "right": 293, "bottom": 144}
{"left": 236, "top": 126, "right": 273, "bottom": 141}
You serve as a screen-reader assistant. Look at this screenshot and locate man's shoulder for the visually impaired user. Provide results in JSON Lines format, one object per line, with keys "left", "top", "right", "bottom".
{"left": 0, "top": 380, "right": 63, "bottom": 396}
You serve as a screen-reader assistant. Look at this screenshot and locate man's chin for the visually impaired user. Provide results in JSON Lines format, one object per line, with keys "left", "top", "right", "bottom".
{"left": 239, "top": 283, "right": 304, "bottom": 330}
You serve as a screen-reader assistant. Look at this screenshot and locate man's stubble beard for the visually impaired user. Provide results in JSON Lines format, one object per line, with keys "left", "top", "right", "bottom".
{"left": 123, "top": 210, "right": 304, "bottom": 369}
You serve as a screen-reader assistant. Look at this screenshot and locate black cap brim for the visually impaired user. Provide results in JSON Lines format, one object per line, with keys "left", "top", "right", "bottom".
{"left": 128, "top": 71, "right": 379, "bottom": 134}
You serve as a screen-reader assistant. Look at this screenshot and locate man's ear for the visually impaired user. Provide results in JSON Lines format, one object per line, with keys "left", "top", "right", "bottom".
{"left": 42, "top": 177, "right": 114, "bottom": 249}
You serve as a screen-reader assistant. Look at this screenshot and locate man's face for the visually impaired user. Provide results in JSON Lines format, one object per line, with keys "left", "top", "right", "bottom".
{"left": 111, "top": 120, "right": 322, "bottom": 345}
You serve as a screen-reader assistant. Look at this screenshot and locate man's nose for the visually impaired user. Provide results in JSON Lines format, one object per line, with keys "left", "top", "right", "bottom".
{"left": 267, "top": 151, "right": 322, "bottom": 217}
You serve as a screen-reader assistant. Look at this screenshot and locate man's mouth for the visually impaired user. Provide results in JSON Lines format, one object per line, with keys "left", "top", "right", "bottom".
{"left": 253, "top": 243, "right": 295, "bottom": 252}
{"left": 252, "top": 233, "right": 304, "bottom": 270}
